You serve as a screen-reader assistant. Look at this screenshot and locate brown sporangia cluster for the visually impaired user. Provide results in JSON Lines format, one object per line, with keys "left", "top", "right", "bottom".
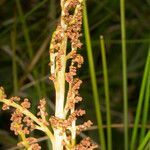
{"left": 2, "top": 97, "right": 34, "bottom": 135}
{"left": 65, "top": 78, "right": 83, "bottom": 110}
{"left": 0, "top": 0, "right": 97, "bottom": 149}
{"left": 2, "top": 96, "right": 20, "bottom": 110}
{"left": 0, "top": 89, "right": 49, "bottom": 149}
{"left": 76, "top": 120, "right": 93, "bottom": 135}
{"left": 18, "top": 137, "right": 41, "bottom": 150}
{"left": 49, "top": 0, "right": 96, "bottom": 149}
{"left": 49, "top": 0, "right": 83, "bottom": 80}
{"left": 37, "top": 99, "right": 49, "bottom": 126}
{"left": 75, "top": 137, "right": 98, "bottom": 150}
{"left": 50, "top": 109, "right": 85, "bottom": 133}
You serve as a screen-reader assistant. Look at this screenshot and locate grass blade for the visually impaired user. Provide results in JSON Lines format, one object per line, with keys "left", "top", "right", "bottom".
{"left": 83, "top": 0, "right": 106, "bottom": 150}
{"left": 120, "top": 0, "right": 128, "bottom": 149}
{"left": 16, "top": 0, "right": 41, "bottom": 98}
{"left": 130, "top": 48, "right": 150, "bottom": 149}
{"left": 16, "top": 0, "right": 33, "bottom": 57}
{"left": 100, "top": 36, "right": 112, "bottom": 150}
{"left": 138, "top": 132, "right": 150, "bottom": 150}
{"left": 139, "top": 71, "right": 150, "bottom": 143}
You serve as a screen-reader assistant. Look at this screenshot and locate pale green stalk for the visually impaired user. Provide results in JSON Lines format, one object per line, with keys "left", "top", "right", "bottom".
{"left": 83, "top": 0, "right": 106, "bottom": 150}
{"left": 120, "top": 0, "right": 128, "bottom": 149}
{"left": 49, "top": 0, "right": 67, "bottom": 149}
{"left": 100, "top": 36, "right": 112, "bottom": 150}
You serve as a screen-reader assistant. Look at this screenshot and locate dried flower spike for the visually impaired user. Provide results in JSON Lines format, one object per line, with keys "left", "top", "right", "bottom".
{"left": 0, "top": 0, "right": 96, "bottom": 149}
{"left": 49, "top": 0, "right": 96, "bottom": 149}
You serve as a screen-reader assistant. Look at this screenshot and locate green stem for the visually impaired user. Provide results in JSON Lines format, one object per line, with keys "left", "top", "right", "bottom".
{"left": 83, "top": 1, "right": 106, "bottom": 150}
{"left": 139, "top": 72, "right": 150, "bottom": 143}
{"left": 16, "top": 0, "right": 41, "bottom": 98}
{"left": 100, "top": 36, "right": 112, "bottom": 150}
{"left": 130, "top": 49, "right": 150, "bottom": 149}
{"left": 16, "top": 0, "right": 33, "bottom": 57}
{"left": 138, "top": 132, "right": 150, "bottom": 150}
{"left": 120, "top": 0, "right": 128, "bottom": 149}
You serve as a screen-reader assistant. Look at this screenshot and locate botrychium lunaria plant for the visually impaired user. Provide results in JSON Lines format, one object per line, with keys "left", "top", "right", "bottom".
{"left": 0, "top": 0, "right": 97, "bottom": 149}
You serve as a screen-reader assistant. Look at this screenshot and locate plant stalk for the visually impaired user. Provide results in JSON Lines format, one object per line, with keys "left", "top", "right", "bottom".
{"left": 83, "top": 0, "right": 106, "bottom": 149}
{"left": 120, "top": 0, "right": 128, "bottom": 149}
{"left": 100, "top": 36, "right": 112, "bottom": 150}
{"left": 130, "top": 49, "right": 150, "bottom": 150}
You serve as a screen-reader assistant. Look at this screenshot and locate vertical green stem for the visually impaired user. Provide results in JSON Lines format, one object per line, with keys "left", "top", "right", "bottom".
{"left": 83, "top": 1, "right": 106, "bottom": 150}
{"left": 16, "top": 0, "right": 33, "bottom": 57}
{"left": 130, "top": 49, "right": 150, "bottom": 150}
{"left": 138, "top": 132, "right": 150, "bottom": 150}
{"left": 120, "top": 0, "right": 128, "bottom": 149}
{"left": 100, "top": 36, "right": 112, "bottom": 150}
{"left": 16, "top": 0, "right": 41, "bottom": 98}
{"left": 139, "top": 72, "right": 150, "bottom": 143}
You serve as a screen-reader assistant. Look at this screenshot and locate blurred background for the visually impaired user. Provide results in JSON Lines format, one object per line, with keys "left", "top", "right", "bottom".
{"left": 0, "top": 0, "right": 150, "bottom": 149}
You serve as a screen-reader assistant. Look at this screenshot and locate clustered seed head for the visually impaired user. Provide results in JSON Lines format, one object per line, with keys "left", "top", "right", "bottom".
{"left": 0, "top": 94, "right": 51, "bottom": 149}
{"left": 29, "top": 143, "right": 41, "bottom": 150}
{"left": 75, "top": 137, "right": 98, "bottom": 150}
{"left": 37, "top": 98, "right": 49, "bottom": 126}
{"left": 37, "top": 99, "right": 47, "bottom": 116}
{"left": 23, "top": 116, "right": 35, "bottom": 131}
{"left": 2, "top": 103, "right": 10, "bottom": 110}
{"left": 10, "top": 96, "right": 21, "bottom": 102}
{"left": 65, "top": 77, "right": 83, "bottom": 110}
{"left": 49, "top": 25, "right": 64, "bottom": 73}
{"left": 7, "top": 98, "right": 35, "bottom": 135}
{"left": 2, "top": 96, "right": 21, "bottom": 110}
{"left": 64, "top": 0, "right": 83, "bottom": 49}
{"left": 50, "top": 109, "right": 85, "bottom": 133}
{"left": 21, "top": 98, "right": 31, "bottom": 109}
{"left": 10, "top": 109, "right": 30, "bottom": 135}
{"left": 49, "top": 0, "right": 83, "bottom": 80}
{"left": 76, "top": 120, "right": 93, "bottom": 135}
{"left": 49, "top": 0, "right": 96, "bottom": 149}
{"left": 0, "top": 0, "right": 96, "bottom": 149}
{"left": 18, "top": 137, "right": 41, "bottom": 150}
